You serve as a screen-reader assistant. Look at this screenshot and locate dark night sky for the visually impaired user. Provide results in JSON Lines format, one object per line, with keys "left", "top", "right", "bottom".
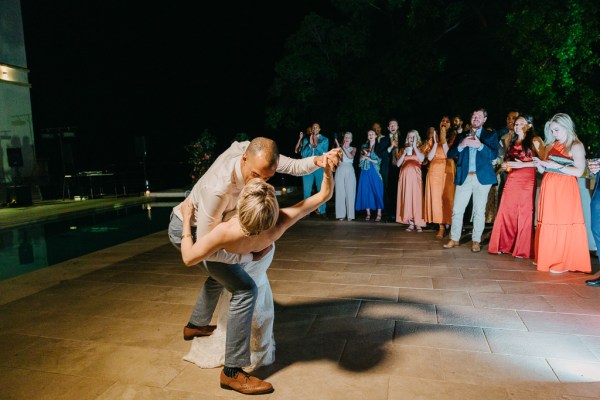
{"left": 19, "top": 1, "right": 330, "bottom": 189}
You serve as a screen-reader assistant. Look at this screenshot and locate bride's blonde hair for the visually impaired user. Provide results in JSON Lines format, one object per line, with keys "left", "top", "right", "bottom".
{"left": 237, "top": 178, "right": 279, "bottom": 236}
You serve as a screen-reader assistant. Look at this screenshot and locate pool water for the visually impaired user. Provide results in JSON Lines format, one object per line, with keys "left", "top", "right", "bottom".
{"left": 0, "top": 204, "right": 171, "bottom": 281}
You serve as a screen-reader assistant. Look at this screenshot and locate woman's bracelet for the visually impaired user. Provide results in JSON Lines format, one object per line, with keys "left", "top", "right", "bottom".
{"left": 181, "top": 233, "right": 193, "bottom": 239}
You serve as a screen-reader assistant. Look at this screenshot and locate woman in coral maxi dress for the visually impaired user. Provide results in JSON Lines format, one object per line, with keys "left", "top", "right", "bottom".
{"left": 424, "top": 117, "right": 455, "bottom": 239}
{"left": 396, "top": 129, "right": 426, "bottom": 231}
{"left": 533, "top": 113, "right": 591, "bottom": 274}
{"left": 488, "top": 115, "right": 544, "bottom": 258}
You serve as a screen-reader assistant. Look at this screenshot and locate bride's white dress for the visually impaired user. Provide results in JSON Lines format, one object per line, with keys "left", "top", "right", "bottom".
{"left": 183, "top": 246, "right": 275, "bottom": 371}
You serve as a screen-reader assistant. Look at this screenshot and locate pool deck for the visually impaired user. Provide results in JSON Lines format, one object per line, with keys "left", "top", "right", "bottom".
{"left": 1, "top": 196, "right": 599, "bottom": 399}
{"left": 0, "top": 195, "right": 154, "bottom": 230}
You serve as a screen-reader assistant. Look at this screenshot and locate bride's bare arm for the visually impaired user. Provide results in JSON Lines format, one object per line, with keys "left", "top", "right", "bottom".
{"left": 180, "top": 199, "right": 239, "bottom": 266}
{"left": 181, "top": 164, "right": 334, "bottom": 265}
{"left": 274, "top": 164, "right": 334, "bottom": 234}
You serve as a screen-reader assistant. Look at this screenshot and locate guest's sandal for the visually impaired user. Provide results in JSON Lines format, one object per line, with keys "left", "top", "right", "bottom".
{"left": 365, "top": 214, "right": 371, "bottom": 221}
{"left": 416, "top": 226, "right": 423, "bottom": 232}
{"left": 406, "top": 225, "right": 415, "bottom": 232}
{"left": 375, "top": 214, "right": 382, "bottom": 222}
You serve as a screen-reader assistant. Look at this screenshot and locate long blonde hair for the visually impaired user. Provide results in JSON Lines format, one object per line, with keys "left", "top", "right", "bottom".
{"left": 404, "top": 129, "right": 423, "bottom": 146}
{"left": 237, "top": 178, "right": 279, "bottom": 236}
{"left": 543, "top": 113, "right": 580, "bottom": 152}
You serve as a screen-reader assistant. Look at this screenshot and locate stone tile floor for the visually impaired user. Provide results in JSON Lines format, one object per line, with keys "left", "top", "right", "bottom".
{"left": 1, "top": 218, "right": 599, "bottom": 399}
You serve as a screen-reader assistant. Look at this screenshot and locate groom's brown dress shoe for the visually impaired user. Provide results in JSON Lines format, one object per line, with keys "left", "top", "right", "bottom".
{"left": 183, "top": 324, "right": 216, "bottom": 341}
{"left": 443, "top": 240, "right": 460, "bottom": 249}
{"left": 586, "top": 277, "right": 600, "bottom": 287}
{"left": 220, "top": 369, "right": 274, "bottom": 394}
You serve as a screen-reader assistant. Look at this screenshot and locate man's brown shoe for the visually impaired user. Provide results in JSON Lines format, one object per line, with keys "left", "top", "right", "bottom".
{"left": 220, "top": 369, "right": 274, "bottom": 395}
{"left": 471, "top": 241, "right": 481, "bottom": 253}
{"left": 443, "top": 240, "right": 460, "bottom": 249}
{"left": 183, "top": 324, "right": 216, "bottom": 341}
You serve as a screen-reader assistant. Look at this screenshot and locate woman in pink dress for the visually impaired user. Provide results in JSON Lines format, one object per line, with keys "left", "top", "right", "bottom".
{"left": 487, "top": 115, "right": 544, "bottom": 258}
{"left": 395, "top": 129, "right": 426, "bottom": 231}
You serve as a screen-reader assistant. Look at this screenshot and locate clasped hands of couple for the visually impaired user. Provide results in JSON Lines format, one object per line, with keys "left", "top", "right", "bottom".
{"left": 318, "top": 148, "right": 343, "bottom": 171}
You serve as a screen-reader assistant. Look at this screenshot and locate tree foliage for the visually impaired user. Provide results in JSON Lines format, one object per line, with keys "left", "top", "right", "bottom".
{"left": 265, "top": 0, "right": 599, "bottom": 154}
{"left": 185, "top": 130, "right": 217, "bottom": 184}
{"left": 506, "top": 0, "right": 600, "bottom": 155}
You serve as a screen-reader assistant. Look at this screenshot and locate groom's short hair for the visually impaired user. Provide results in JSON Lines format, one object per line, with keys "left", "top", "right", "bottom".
{"left": 247, "top": 137, "right": 280, "bottom": 168}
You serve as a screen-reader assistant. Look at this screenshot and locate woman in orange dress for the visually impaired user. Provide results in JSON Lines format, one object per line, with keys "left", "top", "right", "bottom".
{"left": 395, "top": 129, "right": 426, "bottom": 231}
{"left": 533, "top": 113, "right": 591, "bottom": 274}
{"left": 424, "top": 116, "right": 455, "bottom": 238}
{"left": 488, "top": 115, "right": 544, "bottom": 258}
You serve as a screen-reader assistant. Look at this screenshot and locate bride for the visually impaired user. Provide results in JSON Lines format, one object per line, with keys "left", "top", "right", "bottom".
{"left": 180, "top": 162, "right": 334, "bottom": 370}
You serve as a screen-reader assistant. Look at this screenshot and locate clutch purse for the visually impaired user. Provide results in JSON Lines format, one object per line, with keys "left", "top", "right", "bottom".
{"left": 548, "top": 154, "right": 574, "bottom": 166}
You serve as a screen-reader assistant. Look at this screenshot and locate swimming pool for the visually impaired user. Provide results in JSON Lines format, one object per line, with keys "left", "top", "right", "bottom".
{"left": 0, "top": 203, "right": 172, "bottom": 281}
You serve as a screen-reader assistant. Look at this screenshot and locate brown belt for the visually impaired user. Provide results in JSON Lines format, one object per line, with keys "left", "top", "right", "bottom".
{"left": 468, "top": 172, "right": 477, "bottom": 175}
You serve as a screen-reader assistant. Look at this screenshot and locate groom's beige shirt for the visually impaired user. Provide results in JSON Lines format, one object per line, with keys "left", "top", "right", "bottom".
{"left": 172, "top": 141, "right": 318, "bottom": 264}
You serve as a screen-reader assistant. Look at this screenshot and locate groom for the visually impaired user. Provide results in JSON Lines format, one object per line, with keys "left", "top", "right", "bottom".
{"left": 168, "top": 137, "right": 340, "bottom": 394}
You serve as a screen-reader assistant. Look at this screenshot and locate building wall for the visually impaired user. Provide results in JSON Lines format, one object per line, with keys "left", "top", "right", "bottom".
{"left": 0, "top": 0, "right": 35, "bottom": 189}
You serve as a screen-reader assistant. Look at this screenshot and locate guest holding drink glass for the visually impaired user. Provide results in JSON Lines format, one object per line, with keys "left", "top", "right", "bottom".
{"left": 395, "top": 129, "right": 426, "bottom": 231}
{"left": 356, "top": 130, "right": 384, "bottom": 221}
{"left": 487, "top": 115, "right": 544, "bottom": 259}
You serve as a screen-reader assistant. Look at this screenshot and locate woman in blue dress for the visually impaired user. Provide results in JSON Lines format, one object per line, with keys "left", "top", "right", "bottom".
{"left": 355, "top": 129, "right": 385, "bottom": 221}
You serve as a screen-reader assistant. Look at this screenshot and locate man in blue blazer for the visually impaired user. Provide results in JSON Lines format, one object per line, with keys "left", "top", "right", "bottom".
{"left": 443, "top": 108, "right": 499, "bottom": 252}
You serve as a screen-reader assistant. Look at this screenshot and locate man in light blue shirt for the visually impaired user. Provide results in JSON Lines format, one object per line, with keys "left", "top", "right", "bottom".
{"left": 444, "top": 108, "right": 499, "bottom": 253}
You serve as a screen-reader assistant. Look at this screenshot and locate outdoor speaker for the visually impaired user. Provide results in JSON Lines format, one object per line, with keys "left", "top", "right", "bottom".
{"left": 7, "top": 147, "right": 23, "bottom": 167}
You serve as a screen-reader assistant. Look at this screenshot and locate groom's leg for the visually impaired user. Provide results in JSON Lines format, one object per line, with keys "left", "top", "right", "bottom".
{"left": 203, "top": 261, "right": 257, "bottom": 368}
{"left": 188, "top": 274, "right": 223, "bottom": 328}
{"left": 216, "top": 250, "right": 275, "bottom": 394}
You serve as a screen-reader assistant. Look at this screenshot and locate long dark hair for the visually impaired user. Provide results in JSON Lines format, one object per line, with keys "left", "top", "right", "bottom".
{"left": 511, "top": 114, "right": 535, "bottom": 154}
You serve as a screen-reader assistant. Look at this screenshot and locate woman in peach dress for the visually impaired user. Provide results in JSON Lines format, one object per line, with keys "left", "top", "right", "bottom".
{"left": 395, "top": 129, "right": 426, "bottom": 231}
{"left": 424, "top": 116, "right": 455, "bottom": 239}
{"left": 533, "top": 113, "right": 591, "bottom": 274}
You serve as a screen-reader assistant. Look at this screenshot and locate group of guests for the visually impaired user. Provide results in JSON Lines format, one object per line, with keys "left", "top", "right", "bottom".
{"left": 295, "top": 110, "right": 599, "bottom": 283}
